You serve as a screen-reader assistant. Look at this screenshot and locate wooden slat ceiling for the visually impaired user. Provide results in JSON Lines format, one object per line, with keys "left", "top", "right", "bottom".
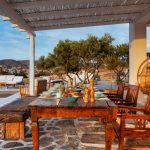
{"left": 1, "top": 0, "right": 150, "bottom": 32}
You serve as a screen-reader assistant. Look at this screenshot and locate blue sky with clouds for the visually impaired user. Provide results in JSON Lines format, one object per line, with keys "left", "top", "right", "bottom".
{"left": 0, "top": 16, "right": 150, "bottom": 60}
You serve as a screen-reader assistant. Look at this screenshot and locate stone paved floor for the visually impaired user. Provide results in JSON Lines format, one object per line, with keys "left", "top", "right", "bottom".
{"left": 0, "top": 118, "right": 150, "bottom": 150}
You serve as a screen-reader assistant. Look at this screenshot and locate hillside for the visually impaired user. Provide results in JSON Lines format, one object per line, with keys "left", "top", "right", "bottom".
{"left": 0, "top": 59, "right": 37, "bottom": 68}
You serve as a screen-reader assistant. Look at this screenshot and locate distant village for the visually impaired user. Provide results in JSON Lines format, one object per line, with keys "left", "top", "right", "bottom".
{"left": 0, "top": 59, "right": 38, "bottom": 78}
{"left": 0, "top": 65, "right": 28, "bottom": 77}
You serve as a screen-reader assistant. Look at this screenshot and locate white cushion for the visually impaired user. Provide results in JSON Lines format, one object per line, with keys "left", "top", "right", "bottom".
{"left": 5, "top": 75, "right": 15, "bottom": 81}
{"left": 6, "top": 81, "right": 16, "bottom": 85}
{"left": 0, "top": 75, "right": 6, "bottom": 82}
{"left": 13, "top": 76, "right": 23, "bottom": 83}
{"left": 0, "top": 75, "right": 23, "bottom": 84}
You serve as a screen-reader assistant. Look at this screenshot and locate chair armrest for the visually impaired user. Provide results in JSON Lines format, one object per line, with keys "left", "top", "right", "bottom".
{"left": 122, "top": 113, "right": 150, "bottom": 120}
{"left": 105, "top": 93, "right": 118, "bottom": 96}
{"left": 111, "top": 98, "right": 125, "bottom": 101}
{"left": 118, "top": 105, "right": 145, "bottom": 111}
{"left": 107, "top": 95, "right": 121, "bottom": 99}
{"left": 111, "top": 99, "right": 127, "bottom": 105}
{"left": 117, "top": 106, "right": 145, "bottom": 116}
{"left": 104, "top": 89, "right": 117, "bottom": 94}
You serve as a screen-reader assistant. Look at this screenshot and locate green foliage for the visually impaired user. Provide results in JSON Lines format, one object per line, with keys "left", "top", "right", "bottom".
{"left": 35, "top": 71, "right": 50, "bottom": 77}
{"left": 103, "top": 43, "right": 129, "bottom": 82}
{"left": 36, "top": 56, "right": 46, "bottom": 70}
{"left": 52, "top": 67, "right": 66, "bottom": 79}
{"left": 54, "top": 40, "right": 79, "bottom": 74}
{"left": 37, "top": 34, "right": 129, "bottom": 83}
{"left": 44, "top": 53, "right": 55, "bottom": 70}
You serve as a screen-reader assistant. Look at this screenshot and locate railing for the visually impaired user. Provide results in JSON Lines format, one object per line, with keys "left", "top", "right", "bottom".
{"left": 19, "top": 79, "right": 47, "bottom": 97}
{"left": 19, "top": 85, "right": 30, "bottom": 97}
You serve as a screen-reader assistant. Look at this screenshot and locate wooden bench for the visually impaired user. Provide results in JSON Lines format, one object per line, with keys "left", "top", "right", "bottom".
{"left": 0, "top": 97, "right": 35, "bottom": 140}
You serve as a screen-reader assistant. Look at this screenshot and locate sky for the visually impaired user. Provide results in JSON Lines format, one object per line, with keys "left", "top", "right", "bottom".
{"left": 0, "top": 16, "right": 150, "bottom": 60}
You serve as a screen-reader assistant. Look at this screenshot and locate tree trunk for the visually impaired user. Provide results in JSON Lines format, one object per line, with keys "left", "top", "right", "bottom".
{"left": 74, "top": 72, "right": 82, "bottom": 82}
{"left": 67, "top": 74, "right": 73, "bottom": 81}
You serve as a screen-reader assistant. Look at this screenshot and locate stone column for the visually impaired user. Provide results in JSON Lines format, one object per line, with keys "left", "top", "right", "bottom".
{"left": 129, "top": 23, "right": 147, "bottom": 84}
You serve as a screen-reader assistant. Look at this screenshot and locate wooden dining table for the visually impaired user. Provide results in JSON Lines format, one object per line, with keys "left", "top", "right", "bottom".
{"left": 29, "top": 97, "right": 117, "bottom": 150}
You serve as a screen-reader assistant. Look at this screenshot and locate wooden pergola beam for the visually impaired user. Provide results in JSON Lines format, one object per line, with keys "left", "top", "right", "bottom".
{"left": 5, "top": 0, "right": 150, "bottom": 31}
{"left": 29, "top": 14, "right": 134, "bottom": 27}
{"left": 29, "top": 14, "right": 138, "bottom": 26}
{"left": 134, "top": 7, "right": 150, "bottom": 24}
{"left": 11, "top": 0, "right": 148, "bottom": 10}
{"left": 0, "top": 0, "right": 35, "bottom": 36}
{"left": 32, "top": 19, "right": 130, "bottom": 31}
{"left": 11, "top": 0, "right": 119, "bottom": 9}
{"left": 23, "top": 5, "right": 143, "bottom": 22}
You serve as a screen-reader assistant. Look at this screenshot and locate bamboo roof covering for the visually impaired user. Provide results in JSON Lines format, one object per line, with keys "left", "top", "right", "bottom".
{"left": 1, "top": 0, "right": 150, "bottom": 35}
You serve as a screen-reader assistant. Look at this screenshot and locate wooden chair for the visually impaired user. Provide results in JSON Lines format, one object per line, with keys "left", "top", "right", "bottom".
{"left": 112, "top": 95, "right": 150, "bottom": 149}
{"left": 111, "top": 85, "right": 139, "bottom": 107}
{"left": 104, "top": 82, "right": 125, "bottom": 99}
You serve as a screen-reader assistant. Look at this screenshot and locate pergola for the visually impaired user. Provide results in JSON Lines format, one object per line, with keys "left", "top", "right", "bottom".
{"left": 0, "top": 0, "right": 149, "bottom": 95}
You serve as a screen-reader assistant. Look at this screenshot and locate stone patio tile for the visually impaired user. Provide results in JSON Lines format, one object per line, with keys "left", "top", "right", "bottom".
{"left": 61, "top": 144, "right": 79, "bottom": 150}
{"left": 2, "top": 142, "right": 24, "bottom": 148}
{"left": 78, "top": 126, "right": 104, "bottom": 132}
{"left": 0, "top": 118, "right": 150, "bottom": 150}
{"left": 46, "top": 127, "right": 60, "bottom": 131}
{"left": 81, "top": 134, "right": 105, "bottom": 144}
{"left": 65, "top": 128, "right": 77, "bottom": 135}
{"left": 81, "top": 146, "right": 105, "bottom": 150}
{"left": 39, "top": 136, "right": 53, "bottom": 147}
{"left": 55, "top": 119, "right": 75, "bottom": 127}
{"left": 11, "top": 147, "right": 33, "bottom": 150}
{"left": 40, "top": 144, "right": 56, "bottom": 150}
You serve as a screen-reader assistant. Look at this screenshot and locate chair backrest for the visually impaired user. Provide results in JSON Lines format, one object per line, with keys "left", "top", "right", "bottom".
{"left": 145, "top": 95, "right": 150, "bottom": 112}
{"left": 35, "top": 79, "right": 47, "bottom": 96}
{"left": 19, "top": 85, "right": 30, "bottom": 97}
{"left": 117, "top": 82, "right": 124, "bottom": 98}
{"left": 125, "top": 85, "right": 139, "bottom": 106}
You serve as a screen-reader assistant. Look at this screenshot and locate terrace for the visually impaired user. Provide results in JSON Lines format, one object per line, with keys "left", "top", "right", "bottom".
{"left": 0, "top": 0, "right": 150, "bottom": 150}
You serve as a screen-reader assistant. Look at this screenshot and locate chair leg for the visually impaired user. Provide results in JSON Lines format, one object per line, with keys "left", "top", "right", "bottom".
{"left": 119, "top": 136, "right": 124, "bottom": 150}
{"left": 105, "top": 123, "right": 113, "bottom": 150}
{"left": 100, "top": 117, "right": 107, "bottom": 124}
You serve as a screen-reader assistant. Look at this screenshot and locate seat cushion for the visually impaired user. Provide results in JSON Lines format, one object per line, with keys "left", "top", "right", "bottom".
{"left": 12, "top": 76, "right": 23, "bottom": 84}
{"left": 0, "top": 75, "right": 6, "bottom": 82}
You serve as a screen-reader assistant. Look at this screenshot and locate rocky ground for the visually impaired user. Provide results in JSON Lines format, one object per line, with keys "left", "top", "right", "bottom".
{"left": 0, "top": 117, "right": 150, "bottom": 150}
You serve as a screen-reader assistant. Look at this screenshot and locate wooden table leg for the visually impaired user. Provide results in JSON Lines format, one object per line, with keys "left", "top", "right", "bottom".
{"left": 32, "top": 121, "right": 39, "bottom": 150}
{"left": 105, "top": 123, "right": 113, "bottom": 150}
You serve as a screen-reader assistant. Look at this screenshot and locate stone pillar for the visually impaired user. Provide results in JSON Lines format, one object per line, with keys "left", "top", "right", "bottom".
{"left": 29, "top": 34, "right": 35, "bottom": 96}
{"left": 129, "top": 23, "right": 147, "bottom": 84}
